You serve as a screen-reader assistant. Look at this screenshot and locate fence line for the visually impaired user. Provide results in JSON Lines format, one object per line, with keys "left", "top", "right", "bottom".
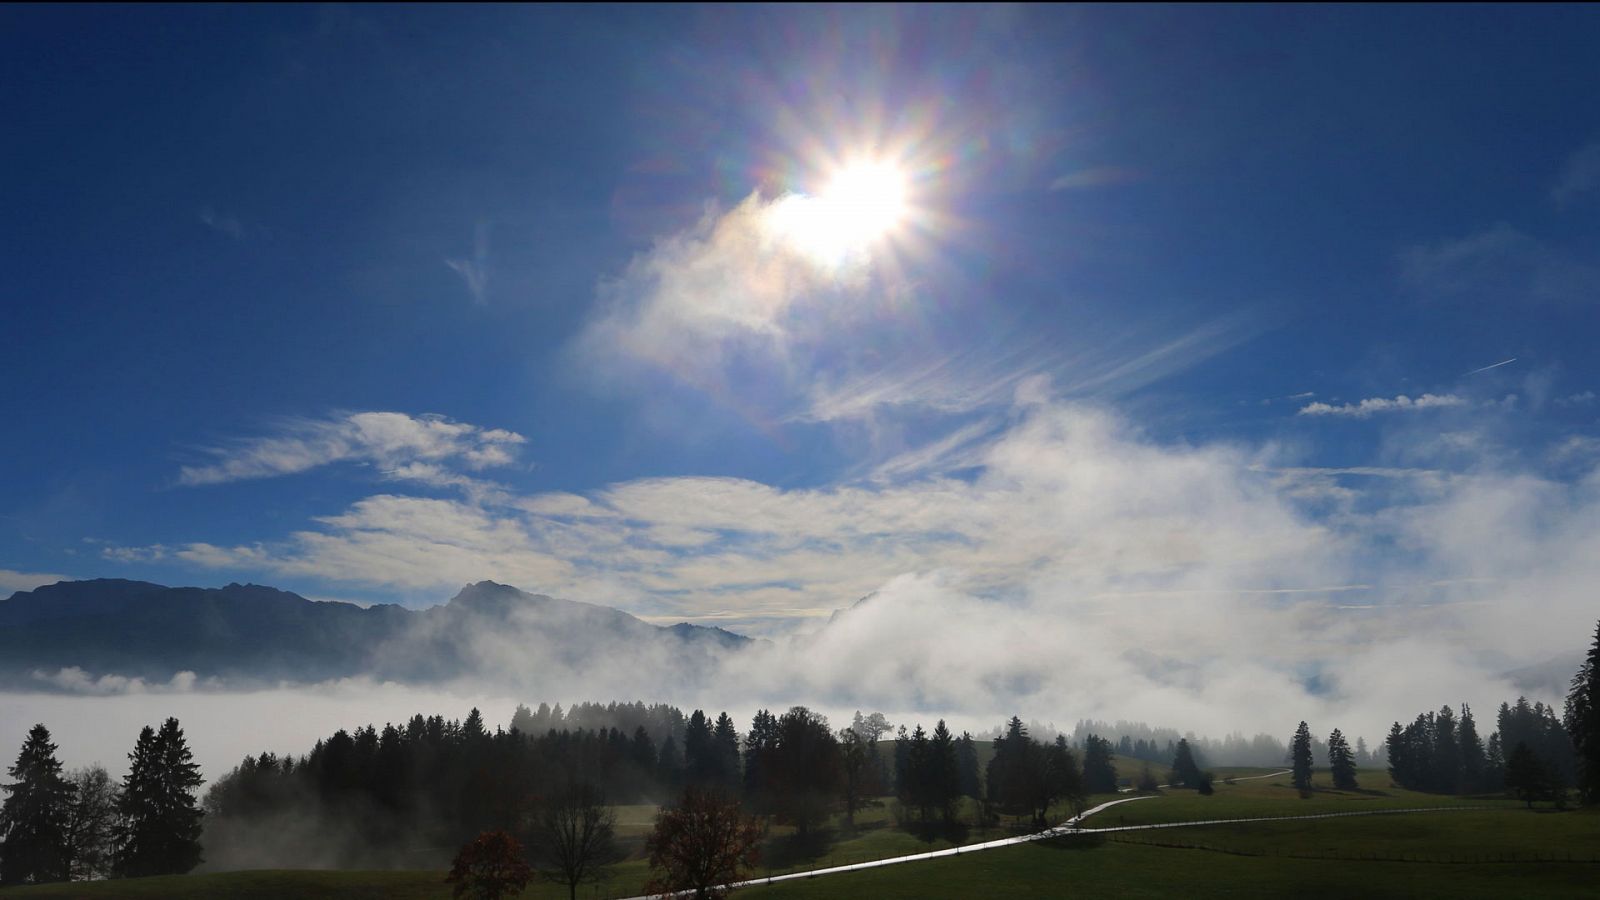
{"left": 1105, "top": 832, "right": 1600, "bottom": 865}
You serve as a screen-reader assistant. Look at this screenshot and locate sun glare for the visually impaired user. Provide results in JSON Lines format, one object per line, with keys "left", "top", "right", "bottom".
{"left": 823, "top": 162, "right": 908, "bottom": 239}
{"left": 770, "top": 159, "right": 909, "bottom": 265}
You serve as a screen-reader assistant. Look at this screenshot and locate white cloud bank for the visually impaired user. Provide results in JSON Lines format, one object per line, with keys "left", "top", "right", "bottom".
{"left": 93, "top": 397, "right": 1600, "bottom": 746}
{"left": 1297, "top": 393, "right": 1469, "bottom": 418}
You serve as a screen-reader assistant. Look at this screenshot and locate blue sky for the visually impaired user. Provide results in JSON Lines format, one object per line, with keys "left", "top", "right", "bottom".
{"left": 4, "top": 4, "right": 1599, "bottom": 658}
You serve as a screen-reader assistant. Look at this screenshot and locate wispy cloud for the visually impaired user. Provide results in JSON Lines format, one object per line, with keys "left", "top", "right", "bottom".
{"left": 1552, "top": 140, "right": 1600, "bottom": 206}
{"left": 1298, "top": 394, "right": 1468, "bottom": 419}
{"left": 198, "top": 208, "right": 251, "bottom": 240}
{"left": 446, "top": 222, "right": 491, "bottom": 305}
{"left": 1401, "top": 224, "right": 1600, "bottom": 305}
{"left": 177, "top": 411, "right": 525, "bottom": 487}
{"left": 1047, "top": 165, "right": 1139, "bottom": 192}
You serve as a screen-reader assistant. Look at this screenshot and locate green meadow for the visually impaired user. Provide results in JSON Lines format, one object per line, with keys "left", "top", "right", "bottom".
{"left": 5, "top": 767, "right": 1593, "bottom": 899}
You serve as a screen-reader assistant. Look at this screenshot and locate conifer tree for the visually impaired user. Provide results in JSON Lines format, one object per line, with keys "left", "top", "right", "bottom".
{"left": 1080, "top": 734, "right": 1117, "bottom": 794}
{"left": 1171, "top": 738, "right": 1204, "bottom": 789}
{"left": 1505, "top": 741, "right": 1549, "bottom": 808}
{"left": 116, "top": 718, "right": 204, "bottom": 877}
{"left": 683, "top": 711, "right": 714, "bottom": 788}
{"left": 1, "top": 724, "right": 72, "bottom": 885}
{"left": 955, "top": 732, "right": 981, "bottom": 801}
{"left": 1565, "top": 618, "right": 1600, "bottom": 805}
{"left": 711, "top": 713, "right": 742, "bottom": 793}
{"left": 1327, "top": 729, "right": 1358, "bottom": 790}
{"left": 1290, "top": 721, "right": 1315, "bottom": 793}
{"left": 929, "top": 721, "right": 961, "bottom": 823}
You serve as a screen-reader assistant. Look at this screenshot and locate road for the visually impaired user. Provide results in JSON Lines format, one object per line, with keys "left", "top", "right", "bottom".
{"left": 621, "top": 769, "right": 1487, "bottom": 899}
{"left": 618, "top": 795, "right": 1155, "bottom": 899}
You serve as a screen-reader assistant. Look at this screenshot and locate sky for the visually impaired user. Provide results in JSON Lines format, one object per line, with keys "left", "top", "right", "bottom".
{"left": 4, "top": 6, "right": 1600, "bottom": 754}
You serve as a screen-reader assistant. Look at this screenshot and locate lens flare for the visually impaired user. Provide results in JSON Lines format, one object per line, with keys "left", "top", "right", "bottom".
{"left": 822, "top": 162, "right": 908, "bottom": 240}
{"left": 767, "top": 159, "right": 909, "bottom": 267}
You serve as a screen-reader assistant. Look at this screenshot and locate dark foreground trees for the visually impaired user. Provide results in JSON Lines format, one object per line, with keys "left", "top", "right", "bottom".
{"left": 1169, "top": 738, "right": 1213, "bottom": 794}
{"left": 0, "top": 724, "right": 72, "bottom": 885}
{"left": 1328, "top": 729, "right": 1359, "bottom": 790}
{"left": 1566, "top": 618, "right": 1600, "bottom": 806}
{"left": 116, "top": 718, "right": 204, "bottom": 877}
{"left": 766, "top": 707, "right": 840, "bottom": 838}
{"left": 645, "top": 788, "right": 764, "bottom": 900}
{"left": 986, "top": 718, "right": 1085, "bottom": 827}
{"left": 1290, "top": 722, "right": 1314, "bottom": 793}
{"left": 533, "top": 783, "right": 616, "bottom": 900}
{"left": 445, "top": 830, "right": 532, "bottom": 900}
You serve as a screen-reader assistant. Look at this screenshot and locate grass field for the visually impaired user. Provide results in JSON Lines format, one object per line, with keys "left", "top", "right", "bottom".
{"left": 5, "top": 767, "right": 1593, "bottom": 899}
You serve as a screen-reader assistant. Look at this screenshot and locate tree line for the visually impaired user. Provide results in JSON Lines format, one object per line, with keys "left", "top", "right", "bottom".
{"left": 6, "top": 617, "right": 1597, "bottom": 885}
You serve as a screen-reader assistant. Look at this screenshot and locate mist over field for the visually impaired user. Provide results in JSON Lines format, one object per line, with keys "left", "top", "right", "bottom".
{"left": 4, "top": 397, "right": 1591, "bottom": 784}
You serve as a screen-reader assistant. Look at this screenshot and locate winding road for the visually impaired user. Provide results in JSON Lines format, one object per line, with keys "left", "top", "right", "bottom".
{"left": 623, "top": 769, "right": 1492, "bottom": 898}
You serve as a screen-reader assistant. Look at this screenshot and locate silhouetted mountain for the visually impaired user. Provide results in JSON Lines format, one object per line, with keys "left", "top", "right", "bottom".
{"left": 0, "top": 578, "right": 753, "bottom": 690}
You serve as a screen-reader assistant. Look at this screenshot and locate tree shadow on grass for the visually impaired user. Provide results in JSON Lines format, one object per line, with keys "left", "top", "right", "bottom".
{"left": 761, "top": 828, "right": 837, "bottom": 870}
{"left": 900, "top": 820, "right": 970, "bottom": 845}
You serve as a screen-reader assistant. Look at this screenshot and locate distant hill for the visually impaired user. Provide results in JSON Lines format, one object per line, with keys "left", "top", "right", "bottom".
{"left": 0, "top": 578, "right": 753, "bottom": 690}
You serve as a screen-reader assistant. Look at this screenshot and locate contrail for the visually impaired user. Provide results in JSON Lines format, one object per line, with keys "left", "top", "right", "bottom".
{"left": 1464, "top": 357, "right": 1516, "bottom": 376}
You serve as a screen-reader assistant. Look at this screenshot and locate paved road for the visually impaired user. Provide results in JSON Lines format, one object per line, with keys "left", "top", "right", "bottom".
{"left": 621, "top": 768, "right": 1490, "bottom": 899}
{"left": 618, "top": 795, "right": 1154, "bottom": 899}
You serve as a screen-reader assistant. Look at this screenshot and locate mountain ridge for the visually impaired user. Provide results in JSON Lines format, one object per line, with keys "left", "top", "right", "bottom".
{"left": 0, "top": 578, "right": 754, "bottom": 690}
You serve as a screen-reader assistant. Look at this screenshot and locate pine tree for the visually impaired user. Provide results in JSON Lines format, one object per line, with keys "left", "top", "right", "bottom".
{"left": 929, "top": 721, "right": 961, "bottom": 823}
{"left": 1565, "top": 618, "right": 1600, "bottom": 806}
{"left": 1290, "top": 721, "right": 1314, "bottom": 793}
{"left": 116, "top": 718, "right": 204, "bottom": 877}
{"left": 1458, "top": 704, "right": 1486, "bottom": 794}
{"left": 1327, "top": 729, "right": 1358, "bottom": 790}
{"left": 955, "top": 733, "right": 981, "bottom": 801}
{"left": 1, "top": 724, "right": 73, "bottom": 885}
{"left": 1171, "top": 739, "right": 1204, "bottom": 789}
{"left": 683, "top": 711, "right": 714, "bottom": 788}
{"left": 1081, "top": 735, "right": 1117, "bottom": 794}
{"left": 711, "top": 713, "right": 742, "bottom": 793}
{"left": 1049, "top": 735, "right": 1087, "bottom": 815}
{"left": 1505, "top": 741, "right": 1549, "bottom": 809}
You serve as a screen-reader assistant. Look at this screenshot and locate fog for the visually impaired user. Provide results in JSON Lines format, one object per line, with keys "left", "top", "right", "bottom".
{"left": 6, "top": 402, "right": 1594, "bottom": 787}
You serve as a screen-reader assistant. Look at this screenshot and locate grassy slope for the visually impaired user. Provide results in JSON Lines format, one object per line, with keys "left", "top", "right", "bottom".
{"left": 7, "top": 768, "right": 1594, "bottom": 898}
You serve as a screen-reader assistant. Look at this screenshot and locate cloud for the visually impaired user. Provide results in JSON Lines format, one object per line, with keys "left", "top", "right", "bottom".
{"left": 1297, "top": 393, "right": 1469, "bottom": 418}
{"left": 1047, "top": 166, "right": 1139, "bottom": 192}
{"left": 1401, "top": 224, "right": 1600, "bottom": 305}
{"left": 198, "top": 208, "right": 251, "bottom": 240}
{"left": 1554, "top": 390, "right": 1595, "bottom": 408}
{"left": 1552, "top": 140, "right": 1600, "bottom": 205}
{"left": 445, "top": 222, "right": 491, "bottom": 305}
{"left": 0, "top": 568, "right": 72, "bottom": 595}
{"left": 30, "top": 667, "right": 202, "bottom": 696}
{"left": 177, "top": 411, "right": 525, "bottom": 487}
{"left": 93, "top": 396, "right": 1600, "bottom": 749}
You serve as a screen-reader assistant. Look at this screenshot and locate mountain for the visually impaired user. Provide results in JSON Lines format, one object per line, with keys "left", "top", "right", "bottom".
{"left": 0, "top": 578, "right": 753, "bottom": 690}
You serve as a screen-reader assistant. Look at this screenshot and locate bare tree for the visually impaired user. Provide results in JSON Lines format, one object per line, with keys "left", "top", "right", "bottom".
{"left": 62, "top": 765, "right": 119, "bottom": 881}
{"left": 837, "top": 727, "right": 870, "bottom": 827}
{"left": 533, "top": 783, "right": 617, "bottom": 900}
{"left": 645, "top": 788, "right": 764, "bottom": 900}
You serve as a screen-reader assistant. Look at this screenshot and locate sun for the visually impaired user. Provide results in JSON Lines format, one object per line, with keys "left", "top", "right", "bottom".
{"left": 821, "top": 161, "right": 908, "bottom": 241}
{"left": 769, "top": 159, "right": 910, "bottom": 265}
